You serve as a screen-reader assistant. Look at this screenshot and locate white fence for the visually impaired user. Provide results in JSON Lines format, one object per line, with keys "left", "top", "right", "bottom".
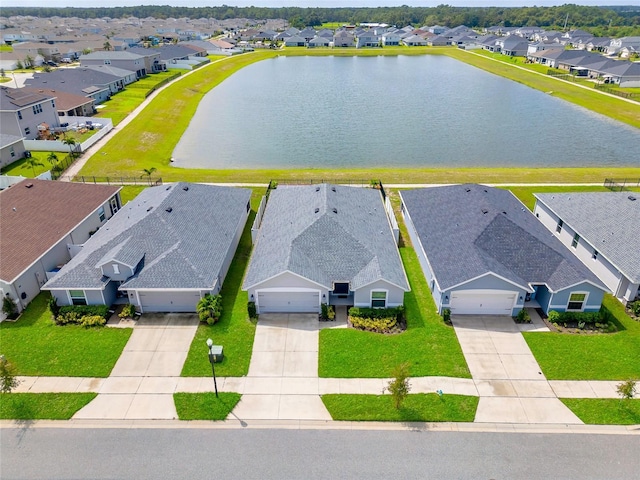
{"left": 0, "top": 170, "right": 51, "bottom": 190}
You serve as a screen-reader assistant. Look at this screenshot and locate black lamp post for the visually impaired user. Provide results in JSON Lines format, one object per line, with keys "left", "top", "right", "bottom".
{"left": 206, "top": 338, "right": 219, "bottom": 398}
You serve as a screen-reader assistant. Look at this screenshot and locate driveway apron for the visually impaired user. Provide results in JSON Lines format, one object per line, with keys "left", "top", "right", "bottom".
{"left": 452, "top": 315, "right": 582, "bottom": 424}
{"left": 231, "top": 313, "right": 332, "bottom": 421}
{"left": 73, "top": 314, "right": 199, "bottom": 421}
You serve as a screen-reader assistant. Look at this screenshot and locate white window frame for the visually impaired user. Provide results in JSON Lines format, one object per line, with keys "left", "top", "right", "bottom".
{"left": 555, "top": 219, "right": 563, "bottom": 233}
{"left": 566, "top": 292, "right": 589, "bottom": 312}
{"left": 371, "top": 290, "right": 388, "bottom": 309}
{"left": 592, "top": 249, "right": 598, "bottom": 261}
{"left": 17, "top": 111, "right": 23, "bottom": 120}
{"left": 98, "top": 206, "right": 106, "bottom": 222}
{"left": 571, "top": 233, "right": 580, "bottom": 249}
{"left": 68, "top": 289, "right": 87, "bottom": 306}
{"left": 10, "top": 146, "right": 15, "bottom": 158}
{"left": 112, "top": 264, "right": 120, "bottom": 275}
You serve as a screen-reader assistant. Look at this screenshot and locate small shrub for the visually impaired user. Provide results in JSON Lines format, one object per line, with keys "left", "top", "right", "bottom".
{"left": 442, "top": 308, "right": 451, "bottom": 324}
{"left": 81, "top": 315, "right": 106, "bottom": 328}
{"left": 607, "top": 322, "right": 618, "bottom": 333}
{"left": 515, "top": 309, "right": 531, "bottom": 323}
{"left": 119, "top": 304, "right": 136, "bottom": 318}
{"left": 350, "top": 315, "right": 397, "bottom": 332}
{"left": 47, "top": 296, "right": 59, "bottom": 318}
{"left": 630, "top": 301, "right": 640, "bottom": 317}
{"left": 0, "top": 355, "right": 20, "bottom": 394}
{"left": 247, "top": 301, "right": 257, "bottom": 319}
{"left": 548, "top": 310, "right": 560, "bottom": 323}
{"left": 59, "top": 305, "right": 110, "bottom": 320}
{"left": 616, "top": 379, "right": 637, "bottom": 400}
{"left": 2, "top": 296, "right": 18, "bottom": 319}
{"left": 197, "top": 294, "right": 222, "bottom": 325}
{"left": 55, "top": 311, "right": 81, "bottom": 325}
{"left": 320, "top": 303, "right": 335, "bottom": 321}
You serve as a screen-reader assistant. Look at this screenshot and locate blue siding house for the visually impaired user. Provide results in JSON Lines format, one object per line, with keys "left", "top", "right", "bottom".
{"left": 400, "top": 185, "right": 607, "bottom": 316}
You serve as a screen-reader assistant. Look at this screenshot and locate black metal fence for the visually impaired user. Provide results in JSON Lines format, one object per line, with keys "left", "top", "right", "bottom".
{"left": 267, "top": 178, "right": 386, "bottom": 198}
{"left": 604, "top": 178, "right": 640, "bottom": 191}
{"left": 56, "top": 175, "right": 163, "bottom": 186}
{"left": 593, "top": 84, "right": 640, "bottom": 100}
{"left": 50, "top": 151, "right": 80, "bottom": 180}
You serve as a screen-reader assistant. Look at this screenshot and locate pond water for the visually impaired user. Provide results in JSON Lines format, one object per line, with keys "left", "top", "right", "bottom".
{"left": 172, "top": 55, "right": 640, "bottom": 169}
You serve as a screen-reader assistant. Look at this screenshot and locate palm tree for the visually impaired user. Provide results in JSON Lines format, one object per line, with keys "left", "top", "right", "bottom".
{"left": 21, "top": 157, "right": 44, "bottom": 177}
{"left": 103, "top": 41, "right": 112, "bottom": 51}
{"left": 62, "top": 137, "right": 77, "bottom": 157}
{"left": 46, "top": 152, "right": 58, "bottom": 165}
{"left": 141, "top": 167, "right": 157, "bottom": 184}
{"left": 196, "top": 294, "right": 223, "bottom": 325}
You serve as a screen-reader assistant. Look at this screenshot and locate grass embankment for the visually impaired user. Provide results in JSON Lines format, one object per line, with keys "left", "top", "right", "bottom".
{"left": 174, "top": 393, "right": 241, "bottom": 420}
{"left": 561, "top": 399, "right": 640, "bottom": 425}
{"left": 322, "top": 394, "right": 478, "bottom": 422}
{"left": 0, "top": 294, "right": 131, "bottom": 377}
{"left": 319, "top": 247, "right": 470, "bottom": 378}
{"left": 180, "top": 190, "right": 262, "bottom": 377}
{"left": 0, "top": 393, "right": 97, "bottom": 420}
{"left": 524, "top": 295, "right": 640, "bottom": 380}
{"left": 78, "top": 48, "right": 640, "bottom": 184}
{"left": 447, "top": 48, "right": 640, "bottom": 129}
{"left": 95, "top": 70, "right": 182, "bottom": 126}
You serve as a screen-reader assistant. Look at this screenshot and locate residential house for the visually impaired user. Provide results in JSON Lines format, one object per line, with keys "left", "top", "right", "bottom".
{"left": 534, "top": 192, "right": 640, "bottom": 304}
{"left": 0, "top": 87, "right": 59, "bottom": 140}
{"left": 0, "top": 51, "right": 28, "bottom": 71}
{"left": 12, "top": 42, "right": 61, "bottom": 62}
{"left": 284, "top": 36, "right": 306, "bottom": 47}
{"left": 43, "top": 183, "right": 251, "bottom": 313}
{"left": 84, "top": 65, "right": 138, "bottom": 86}
{"left": 356, "top": 31, "right": 379, "bottom": 48}
{"left": 24, "top": 68, "right": 132, "bottom": 104}
{"left": 382, "top": 31, "right": 402, "bottom": 46}
{"left": 0, "top": 134, "right": 26, "bottom": 169}
{"left": 400, "top": 185, "right": 607, "bottom": 316}
{"left": 21, "top": 87, "right": 96, "bottom": 118}
{"left": 402, "top": 35, "right": 427, "bottom": 47}
{"left": 130, "top": 45, "right": 207, "bottom": 70}
{"left": 607, "top": 36, "right": 640, "bottom": 57}
{"left": 307, "top": 36, "right": 330, "bottom": 48}
{"left": 0, "top": 179, "right": 121, "bottom": 312}
{"left": 332, "top": 30, "right": 354, "bottom": 48}
{"left": 496, "top": 36, "right": 529, "bottom": 57}
{"left": 80, "top": 50, "right": 153, "bottom": 78}
{"left": 317, "top": 29, "right": 334, "bottom": 39}
{"left": 243, "top": 184, "right": 409, "bottom": 314}
{"left": 298, "top": 28, "right": 317, "bottom": 43}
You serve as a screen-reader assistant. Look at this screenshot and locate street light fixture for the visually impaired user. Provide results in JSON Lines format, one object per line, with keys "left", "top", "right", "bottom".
{"left": 206, "top": 338, "right": 219, "bottom": 398}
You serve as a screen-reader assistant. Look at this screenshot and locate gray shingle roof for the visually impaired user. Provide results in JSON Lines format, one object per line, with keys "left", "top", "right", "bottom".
{"left": 401, "top": 185, "right": 605, "bottom": 292}
{"left": 44, "top": 183, "right": 251, "bottom": 291}
{"left": 535, "top": 192, "right": 640, "bottom": 283}
{"left": 243, "top": 184, "right": 408, "bottom": 291}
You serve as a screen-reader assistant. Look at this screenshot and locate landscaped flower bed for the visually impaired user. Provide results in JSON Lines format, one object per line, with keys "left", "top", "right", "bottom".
{"left": 546, "top": 308, "right": 618, "bottom": 334}
{"left": 348, "top": 306, "right": 405, "bottom": 334}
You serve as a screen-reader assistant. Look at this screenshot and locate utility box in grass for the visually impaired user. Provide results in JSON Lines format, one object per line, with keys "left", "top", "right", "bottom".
{"left": 210, "top": 345, "right": 223, "bottom": 362}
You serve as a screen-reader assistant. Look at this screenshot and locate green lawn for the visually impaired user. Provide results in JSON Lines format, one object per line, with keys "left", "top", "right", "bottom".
{"left": 1, "top": 152, "right": 52, "bottom": 177}
{"left": 77, "top": 48, "right": 640, "bottom": 184}
{"left": 319, "top": 247, "right": 470, "bottom": 378}
{"left": 0, "top": 294, "right": 131, "bottom": 377}
{"left": 180, "top": 190, "right": 262, "bottom": 377}
{"left": 322, "top": 394, "right": 478, "bottom": 422}
{"left": 0, "top": 393, "right": 97, "bottom": 420}
{"left": 506, "top": 185, "right": 640, "bottom": 211}
{"left": 561, "top": 398, "right": 640, "bottom": 425}
{"left": 524, "top": 295, "right": 640, "bottom": 380}
{"left": 173, "top": 392, "right": 241, "bottom": 420}
{"left": 119, "top": 185, "right": 147, "bottom": 204}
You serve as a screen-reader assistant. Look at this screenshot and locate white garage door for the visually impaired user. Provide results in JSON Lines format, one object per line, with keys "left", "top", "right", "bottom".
{"left": 450, "top": 291, "right": 517, "bottom": 315}
{"left": 139, "top": 291, "right": 201, "bottom": 313}
{"left": 257, "top": 291, "right": 320, "bottom": 313}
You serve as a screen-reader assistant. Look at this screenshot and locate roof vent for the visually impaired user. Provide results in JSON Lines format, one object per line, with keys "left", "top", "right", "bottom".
{"left": 332, "top": 208, "right": 338, "bottom": 214}
{"left": 183, "top": 186, "right": 189, "bottom": 191}
{"left": 165, "top": 207, "right": 172, "bottom": 213}
{"left": 502, "top": 211, "right": 507, "bottom": 215}
{"left": 165, "top": 186, "right": 171, "bottom": 190}
{"left": 481, "top": 208, "right": 488, "bottom": 214}
{"left": 331, "top": 186, "right": 336, "bottom": 192}
{"left": 314, "top": 208, "right": 319, "bottom": 213}
{"left": 315, "top": 186, "right": 320, "bottom": 192}
{"left": 147, "top": 207, "right": 153, "bottom": 212}
{"left": 483, "top": 189, "right": 488, "bottom": 193}
{"left": 25, "top": 183, "right": 33, "bottom": 188}
{"left": 628, "top": 195, "right": 636, "bottom": 201}
{"left": 465, "top": 188, "right": 471, "bottom": 192}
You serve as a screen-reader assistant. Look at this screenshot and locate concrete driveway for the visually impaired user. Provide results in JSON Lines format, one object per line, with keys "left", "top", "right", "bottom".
{"left": 73, "top": 314, "right": 199, "bottom": 421}
{"left": 232, "top": 313, "right": 334, "bottom": 421}
{"left": 452, "top": 315, "right": 582, "bottom": 424}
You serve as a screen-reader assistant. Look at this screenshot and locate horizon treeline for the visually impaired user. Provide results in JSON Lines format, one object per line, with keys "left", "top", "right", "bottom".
{"left": 1, "top": 5, "right": 639, "bottom": 37}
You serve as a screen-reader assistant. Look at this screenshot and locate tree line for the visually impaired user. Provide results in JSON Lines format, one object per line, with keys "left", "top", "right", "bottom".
{"left": 2, "top": 5, "right": 639, "bottom": 37}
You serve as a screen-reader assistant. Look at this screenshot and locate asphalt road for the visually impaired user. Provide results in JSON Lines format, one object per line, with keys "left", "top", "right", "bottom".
{"left": 2, "top": 427, "right": 639, "bottom": 479}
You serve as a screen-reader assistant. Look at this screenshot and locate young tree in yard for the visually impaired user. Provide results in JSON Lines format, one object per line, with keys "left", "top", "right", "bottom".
{"left": 385, "top": 362, "right": 411, "bottom": 409}
{"left": 21, "top": 157, "right": 44, "bottom": 176}
{"left": 0, "top": 355, "right": 20, "bottom": 393}
{"left": 62, "top": 136, "right": 77, "bottom": 157}
{"left": 141, "top": 167, "right": 157, "bottom": 184}
{"left": 196, "top": 294, "right": 223, "bottom": 325}
{"left": 47, "top": 151, "right": 58, "bottom": 165}
{"left": 617, "top": 379, "right": 637, "bottom": 401}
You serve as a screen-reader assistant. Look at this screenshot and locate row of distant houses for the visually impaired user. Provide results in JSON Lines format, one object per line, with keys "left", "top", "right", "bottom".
{"left": 1, "top": 180, "right": 637, "bottom": 319}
